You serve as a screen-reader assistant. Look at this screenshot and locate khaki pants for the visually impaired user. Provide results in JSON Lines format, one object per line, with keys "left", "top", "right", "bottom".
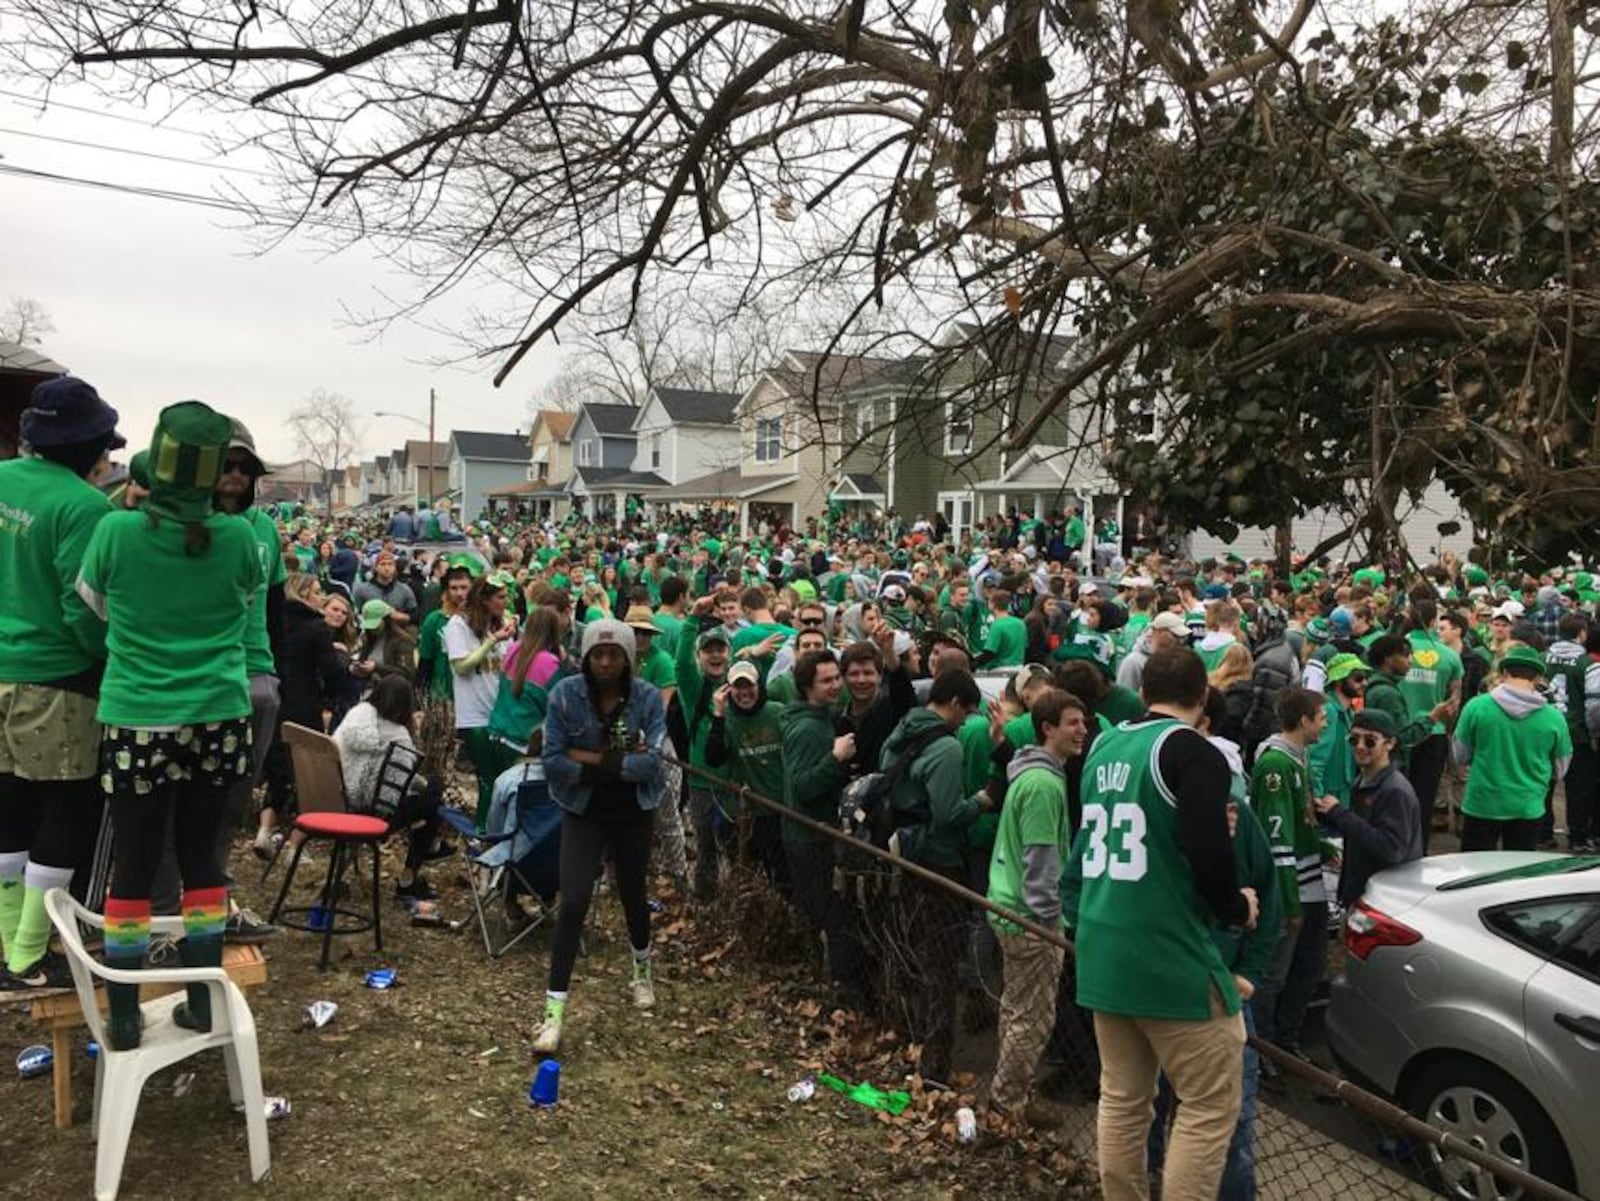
{"left": 1095, "top": 998, "right": 1245, "bottom": 1200}
{"left": 990, "top": 932, "right": 1065, "bottom": 1110}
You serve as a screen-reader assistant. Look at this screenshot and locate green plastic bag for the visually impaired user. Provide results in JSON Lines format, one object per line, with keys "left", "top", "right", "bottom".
{"left": 817, "top": 1073, "right": 911, "bottom": 1115}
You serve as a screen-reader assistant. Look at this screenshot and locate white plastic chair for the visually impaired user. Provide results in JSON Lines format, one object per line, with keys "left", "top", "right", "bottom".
{"left": 43, "top": 888, "right": 271, "bottom": 1201}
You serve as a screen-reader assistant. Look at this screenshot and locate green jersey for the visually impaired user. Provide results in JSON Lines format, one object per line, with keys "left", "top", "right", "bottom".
{"left": 717, "top": 701, "right": 785, "bottom": 817}
{"left": 1248, "top": 740, "right": 1318, "bottom": 922}
{"left": 1542, "top": 640, "right": 1592, "bottom": 743}
{"left": 238, "top": 507, "right": 287, "bottom": 677}
{"left": 1401, "top": 632, "right": 1462, "bottom": 737}
{"left": 79, "top": 510, "right": 265, "bottom": 726}
{"left": 1071, "top": 718, "right": 1241, "bottom": 1021}
{"left": 417, "top": 608, "right": 454, "bottom": 699}
{"left": 0, "top": 456, "right": 111, "bottom": 683}
{"left": 982, "top": 614, "right": 1028, "bottom": 667}
{"left": 1456, "top": 690, "right": 1573, "bottom": 821}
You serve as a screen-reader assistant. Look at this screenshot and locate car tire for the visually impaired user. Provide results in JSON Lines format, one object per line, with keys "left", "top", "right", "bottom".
{"left": 1403, "top": 1058, "right": 1576, "bottom": 1200}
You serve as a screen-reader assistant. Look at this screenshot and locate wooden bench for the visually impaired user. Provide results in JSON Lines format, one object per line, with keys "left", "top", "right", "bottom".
{"left": 24, "top": 944, "right": 269, "bottom": 1129}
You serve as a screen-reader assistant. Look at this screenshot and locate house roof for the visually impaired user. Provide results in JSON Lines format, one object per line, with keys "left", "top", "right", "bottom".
{"left": 451, "top": 430, "right": 529, "bottom": 461}
{"left": 402, "top": 440, "right": 449, "bottom": 465}
{"left": 739, "top": 349, "right": 915, "bottom": 416}
{"left": 650, "top": 386, "right": 740, "bottom": 425}
{"left": 532, "top": 409, "right": 576, "bottom": 442}
{"left": 580, "top": 402, "right": 640, "bottom": 437}
{"left": 0, "top": 340, "right": 67, "bottom": 376}
{"left": 604, "top": 470, "right": 669, "bottom": 489}
{"left": 833, "top": 473, "right": 886, "bottom": 498}
{"left": 953, "top": 321, "right": 1076, "bottom": 374}
{"left": 568, "top": 465, "right": 635, "bottom": 488}
{"left": 655, "top": 467, "right": 748, "bottom": 501}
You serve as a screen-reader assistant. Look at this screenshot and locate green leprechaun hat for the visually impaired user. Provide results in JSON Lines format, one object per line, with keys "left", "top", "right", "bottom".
{"left": 145, "top": 400, "right": 232, "bottom": 524}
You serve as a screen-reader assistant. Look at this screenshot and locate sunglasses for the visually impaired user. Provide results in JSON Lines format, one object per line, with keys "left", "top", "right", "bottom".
{"left": 1348, "top": 733, "right": 1388, "bottom": 748}
{"left": 222, "top": 457, "right": 256, "bottom": 476}
{"left": 799, "top": 616, "right": 825, "bottom": 627}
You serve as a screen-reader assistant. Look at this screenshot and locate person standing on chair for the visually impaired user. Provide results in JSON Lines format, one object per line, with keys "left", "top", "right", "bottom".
{"left": 0, "top": 377, "right": 120, "bottom": 993}
{"left": 77, "top": 401, "right": 264, "bottom": 1049}
{"left": 534, "top": 619, "right": 667, "bottom": 1054}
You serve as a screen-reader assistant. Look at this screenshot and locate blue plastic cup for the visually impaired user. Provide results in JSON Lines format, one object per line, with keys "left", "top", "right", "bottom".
{"left": 307, "top": 904, "right": 331, "bottom": 932}
{"left": 529, "top": 1059, "right": 561, "bottom": 1107}
{"left": 16, "top": 1045, "right": 52, "bottom": 1079}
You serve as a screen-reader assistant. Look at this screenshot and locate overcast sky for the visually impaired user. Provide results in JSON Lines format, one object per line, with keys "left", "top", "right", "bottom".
{"left": 2, "top": 82, "right": 561, "bottom": 465}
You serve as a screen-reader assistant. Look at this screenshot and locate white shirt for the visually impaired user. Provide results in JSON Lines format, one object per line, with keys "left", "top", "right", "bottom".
{"left": 443, "top": 613, "right": 502, "bottom": 729}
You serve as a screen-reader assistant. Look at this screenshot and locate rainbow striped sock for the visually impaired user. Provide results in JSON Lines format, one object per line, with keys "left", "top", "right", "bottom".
{"left": 104, "top": 896, "right": 151, "bottom": 964}
{"left": 181, "top": 887, "right": 228, "bottom": 944}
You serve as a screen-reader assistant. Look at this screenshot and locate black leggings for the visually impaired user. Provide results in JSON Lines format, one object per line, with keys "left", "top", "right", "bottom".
{"left": 392, "top": 776, "right": 445, "bottom": 871}
{"left": 1460, "top": 815, "right": 1541, "bottom": 852}
{"left": 0, "top": 774, "right": 106, "bottom": 877}
{"left": 547, "top": 808, "right": 654, "bottom": 992}
{"left": 110, "top": 781, "right": 230, "bottom": 898}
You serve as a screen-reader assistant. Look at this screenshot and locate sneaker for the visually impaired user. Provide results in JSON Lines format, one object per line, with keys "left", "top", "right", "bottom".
{"left": 225, "top": 907, "right": 281, "bottom": 945}
{"left": 630, "top": 960, "right": 656, "bottom": 1011}
{"left": 533, "top": 1010, "right": 564, "bottom": 1056}
{"left": 251, "top": 833, "right": 280, "bottom": 863}
{"left": 0, "top": 949, "right": 74, "bottom": 993}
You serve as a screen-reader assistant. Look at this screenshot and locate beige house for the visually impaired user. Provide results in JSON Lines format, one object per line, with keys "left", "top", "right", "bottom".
{"left": 732, "top": 351, "right": 905, "bottom": 535}
{"left": 489, "top": 408, "right": 578, "bottom": 521}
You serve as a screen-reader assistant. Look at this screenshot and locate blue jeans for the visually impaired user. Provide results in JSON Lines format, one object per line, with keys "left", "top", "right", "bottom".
{"left": 1148, "top": 1001, "right": 1258, "bottom": 1200}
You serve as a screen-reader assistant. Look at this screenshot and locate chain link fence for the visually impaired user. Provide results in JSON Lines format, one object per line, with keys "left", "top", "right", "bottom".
{"left": 667, "top": 756, "right": 1585, "bottom": 1201}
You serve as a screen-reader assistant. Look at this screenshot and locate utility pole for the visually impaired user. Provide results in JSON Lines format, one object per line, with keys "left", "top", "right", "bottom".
{"left": 427, "top": 387, "right": 436, "bottom": 505}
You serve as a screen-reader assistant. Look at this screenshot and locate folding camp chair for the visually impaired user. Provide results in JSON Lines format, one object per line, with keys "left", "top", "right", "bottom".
{"left": 439, "top": 760, "right": 561, "bottom": 958}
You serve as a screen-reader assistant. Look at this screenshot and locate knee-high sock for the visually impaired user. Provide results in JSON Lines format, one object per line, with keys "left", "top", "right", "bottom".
{"left": 0, "top": 852, "right": 25, "bottom": 962}
{"left": 103, "top": 895, "right": 151, "bottom": 1050}
{"left": 174, "top": 886, "right": 227, "bottom": 1032}
{"left": 6, "top": 860, "right": 73, "bottom": 973}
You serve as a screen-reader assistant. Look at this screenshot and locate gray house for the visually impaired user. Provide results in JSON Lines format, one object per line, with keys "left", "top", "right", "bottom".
{"left": 448, "top": 429, "right": 531, "bottom": 521}
{"left": 567, "top": 402, "right": 648, "bottom": 523}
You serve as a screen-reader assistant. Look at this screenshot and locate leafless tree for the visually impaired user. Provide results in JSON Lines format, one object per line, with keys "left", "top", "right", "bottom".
{"left": 0, "top": 296, "right": 55, "bottom": 347}
{"left": 287, "top": 387, "right": 364, "bottom": 476}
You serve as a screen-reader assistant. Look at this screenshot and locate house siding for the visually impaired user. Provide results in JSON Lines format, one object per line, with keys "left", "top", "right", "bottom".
{"left": 458, "top": 459, "right": 530, "bottom": 520}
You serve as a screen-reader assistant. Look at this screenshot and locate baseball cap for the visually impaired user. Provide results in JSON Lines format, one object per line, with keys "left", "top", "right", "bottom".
{"left": 359, "top": 599, "right": 393, "bottom": 630}
{"left": 1150, "top": 612, "right": 1189, "bottom": 637}
{"left": 1351, "top": 709, "right": 1398, "bottom": 739}
{"left": 1079, "top": 581, "right": 1100, "bottom": 596}
{"left": 727, "top": 661, "right": 761, "bottom": 686}
{"left": 1491, "top": 601, "right": 1525, "bottom": 621}
{"left": 697, "top": 627, "right": 731, "bottom": 649}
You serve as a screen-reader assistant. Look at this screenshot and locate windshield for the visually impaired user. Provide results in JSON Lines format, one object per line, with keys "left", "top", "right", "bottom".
{"left": 1438, "top": 856, "right": 1600, "bottom": 892}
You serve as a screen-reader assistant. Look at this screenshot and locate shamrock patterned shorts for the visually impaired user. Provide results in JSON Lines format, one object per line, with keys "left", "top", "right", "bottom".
{"left": 0, "top": 682, "right": 101, "bottom": 781}
{"left": 99, "top": 720, "right": 254, "bottom": 797}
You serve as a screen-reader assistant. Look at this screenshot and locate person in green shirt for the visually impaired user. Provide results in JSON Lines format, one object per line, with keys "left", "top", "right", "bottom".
{"left": 1067, "top": 645, "right": 1257, "bottom": 1200}
{"left": 651, "top": 575, "right": 688, "bottom": 656}
{"left": 0, "top": 376, "right": 118, "bottom": 994}
{"left": 417, "top": 565, "right": 474, "bottom": 701}
{"left": 730, "top": 587, "right": 794, "bottom": 680}
{"left": 1308, "top": 653, "right": 1364, "bottom": 806}
{"left": 1400, "top": 601, "right": 1464, "bottom": 850}
{"left": 704, "top": 661, "right": 788, "bottom": 892}
{"left": 626, "top": 608, "right": 676, "bottom": 697}
{"left": 987, "top": 689, "right": 1087, "bottom": 1120}
{"left": 1453, "top": 645, "right": 1573, "bottom": 851}
{"left": 978, "top": 588, "right": 1028, "bottom": 668}
{"left": 780, "top": 650, "right": 870, "bottom": 1008}
{"left": 1361, "top": 634, "right": 1445, "bottom": 773}
{"left": 79, "top": 401, "right": 264, "bottom": 1048}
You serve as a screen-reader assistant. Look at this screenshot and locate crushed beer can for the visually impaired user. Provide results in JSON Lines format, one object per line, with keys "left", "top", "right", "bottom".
{"left": 16, "top": 1045, "right": 52, "bottom": 1079}
{"left": 786, "top": 1077, "right": 816, "bottom": 1103}
{"left": 955, "top": 1106, "right": 978, "bottom": 1144}
{"left": 235, "top": 1096, "right": 292, "bottom": 1121}
{"left": 364, "top": 968, "right": 397, "bottom": 990}
{"left": 303, "top": 1000, "right": 339, "bottom": 1029}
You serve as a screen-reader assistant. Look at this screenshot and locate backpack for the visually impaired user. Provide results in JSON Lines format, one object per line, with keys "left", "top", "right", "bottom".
{"left": 1240, "top": 638, "right": 1297, "bottom": 762}
{"left": 838, "top": 724, "right": 952, "bottom": 865}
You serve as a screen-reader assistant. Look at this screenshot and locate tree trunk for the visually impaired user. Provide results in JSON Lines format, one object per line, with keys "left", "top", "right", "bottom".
{"left": 1274, "top": 524, "right": 1292, "bottom": 577}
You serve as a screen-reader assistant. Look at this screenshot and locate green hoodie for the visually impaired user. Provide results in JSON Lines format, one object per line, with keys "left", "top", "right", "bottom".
{"left": 1308, "top": 696, "right": 1357, "bottom": 805}
{"left": 1363, "top": 668, "right": 1430, "bottom": 766}
{"left": 709, "top": 698, "right": 785, "bottom": 818}
{"left": 0, "top": 456, "right": 112, "bottom": 682}
{"left": 880, "top": 707, "right": 981, "bottom": 871}
{"left": 779, "top": 700, "right": 844, "bottom": 843}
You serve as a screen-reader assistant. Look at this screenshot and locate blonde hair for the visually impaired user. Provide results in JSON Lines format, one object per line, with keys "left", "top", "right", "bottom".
{"left": 285, "top": 572, "right": 322, "bottom": 606}
{"left": 1208, "top": 642, "right": 1254, "bottom": 690}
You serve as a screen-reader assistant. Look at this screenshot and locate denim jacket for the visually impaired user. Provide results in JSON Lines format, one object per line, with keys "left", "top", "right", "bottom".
{"left": 541, "top": 674, "right": 668, "bottom": 815}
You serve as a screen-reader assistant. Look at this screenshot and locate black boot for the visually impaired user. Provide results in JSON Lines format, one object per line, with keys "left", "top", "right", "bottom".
{"left": 172, "top": 936, "right": 222, "bottom": 1033}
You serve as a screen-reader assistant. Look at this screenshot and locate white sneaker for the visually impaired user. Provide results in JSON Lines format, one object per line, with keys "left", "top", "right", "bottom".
{"left": 630, "top": 965, "right": 655, "bottom": 1011}
{"left": 532, "top": 1014, "right": 563, "bottom": 1055}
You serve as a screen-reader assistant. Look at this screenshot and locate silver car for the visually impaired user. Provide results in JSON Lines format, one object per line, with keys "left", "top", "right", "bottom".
{"left": 1326, "top": 852, "right": 1600, "bottom": 1200}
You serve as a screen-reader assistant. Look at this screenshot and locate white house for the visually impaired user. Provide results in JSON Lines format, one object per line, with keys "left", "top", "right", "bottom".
{"left": 629, "top": 386, "right": 742, "bottom": 485}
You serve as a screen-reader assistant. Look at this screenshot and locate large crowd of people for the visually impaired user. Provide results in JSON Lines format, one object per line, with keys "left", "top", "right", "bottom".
{"left": 2, "top": 374, "right": 1591, "bottom": 1198}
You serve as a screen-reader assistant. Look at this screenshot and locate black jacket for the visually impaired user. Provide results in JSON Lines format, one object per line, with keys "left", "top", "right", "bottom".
{"left": 1327, "top": 764, "right": 1424, "bottom": 906}
{"left": 279, "top": 600, "right": 345, "bottom": 730}
{"left": 838, "top": 667, "right": 917, "bottom": 781}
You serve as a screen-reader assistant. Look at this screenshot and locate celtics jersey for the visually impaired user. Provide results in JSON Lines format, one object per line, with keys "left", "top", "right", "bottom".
{"left": 1074, "top": 718, "right": 1241, "bottom": 1021}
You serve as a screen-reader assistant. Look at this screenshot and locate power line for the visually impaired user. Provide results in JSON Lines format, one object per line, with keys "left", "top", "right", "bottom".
{"left": 0, "top": 88, "right": 220, "bottom": 139}
{"left": 0, "top": 124, "right": 270, "bottom": 176}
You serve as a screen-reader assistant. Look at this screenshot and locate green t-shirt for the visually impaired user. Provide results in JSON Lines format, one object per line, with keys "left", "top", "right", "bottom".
{"left": 1401, "top": 632, "right": 1462, "bottom": 737}
{"left": 79, "top": 510, "right": 265, "bottom": 726}
{"left": 1070, "top": 718, "right": 1241, "bottom": 1021}
{"left": 639, "top": 644, "right": 676, "bottom": 691}
{"left": 239, "top": 507, "right": 288, "bottom": 678}
{"left": 732, "top": 621, "right": 796, "bottom": 680}
{"left": 418, "top": 608, "right": 453, "bottom": 699}
{"left": 988, "top": 762, "right": 1069, "bottom": 931}
{"left": 719, "top": 701, "right": 786, "bottom": 817}
{"left": 652, "top": 610, "right": 683, "bottom": 657}
{"left": 0, "top": 456, "right": 111, "bottom": 682}
{"left": 1456, "top": 692, "right": 1573, "bottom": 821}
{"left": 983, "top": 614, "right": 1028, "bottom": 667}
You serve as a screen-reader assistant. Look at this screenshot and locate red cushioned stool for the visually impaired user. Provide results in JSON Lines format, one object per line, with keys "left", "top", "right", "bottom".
{"left": 269, "top": 723, "right": 390, "bottom": 970}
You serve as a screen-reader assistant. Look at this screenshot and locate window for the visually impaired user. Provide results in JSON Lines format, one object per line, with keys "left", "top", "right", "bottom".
{"left": 536, "top": 461, "right": 549, "bottom": 481}
{"left": 945, "top": 399, "right": 974, "bottom": 455}
{"left": 650, "top": 432, "right": 662, "bottom": 470}
{"left": 1484, "top": 899, "right": 1600, "bottom": 960}
{"left": 579, "top": 440, "right": 593, "bottom": 466}
{"left": 1557, "top": 913, "right": 1600, "bottom": 981}
{"left": 853, "top": 399, "right": 874, "bottom": 443}
{"left": 755, "top": 417, "right": 782, "bottom": 463}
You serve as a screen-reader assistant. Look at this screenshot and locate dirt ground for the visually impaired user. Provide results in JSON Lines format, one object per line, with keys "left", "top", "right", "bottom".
{"left": 0, "top": 837, "right": 1081, "bottom": 1201}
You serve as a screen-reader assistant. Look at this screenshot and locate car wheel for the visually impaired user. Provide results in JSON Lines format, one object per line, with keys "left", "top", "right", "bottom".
{"left": 1403, "top": 1058, "right": 1576, "bottom": 1200}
